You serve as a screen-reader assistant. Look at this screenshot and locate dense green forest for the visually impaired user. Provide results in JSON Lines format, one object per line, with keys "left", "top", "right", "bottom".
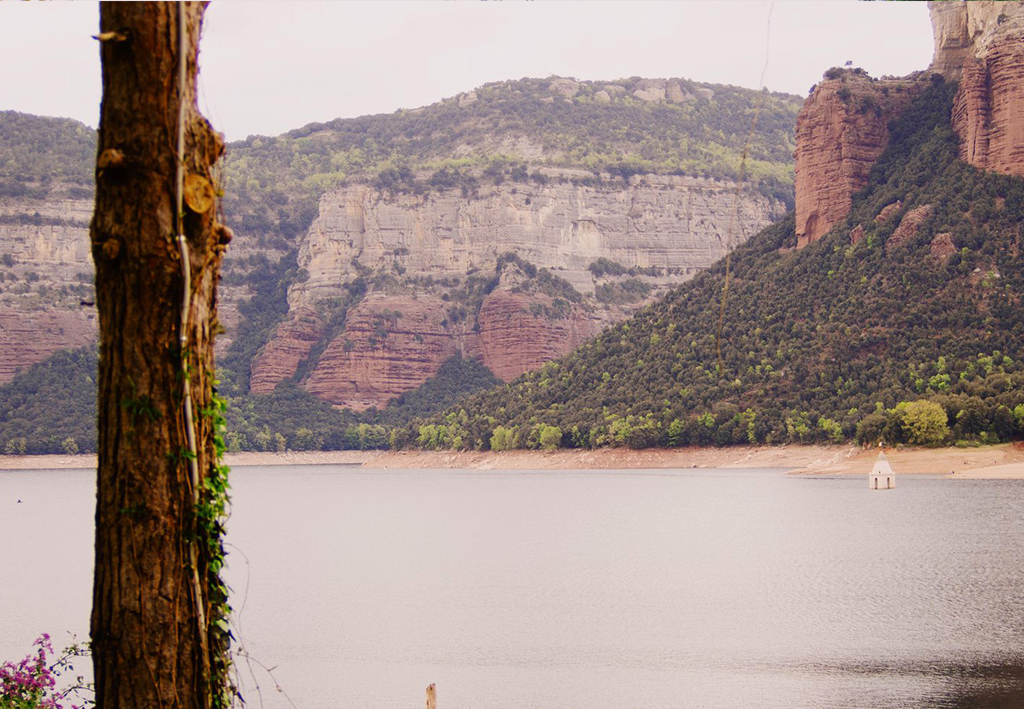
{"left": 0, "top": 111, "right": 95, "bottom": 199}
{"left": 0, "top": 348, "right": 97, "bottom": 455}
{"left": 0, "top": 347, "right": 501, "bottom": 454}
{"left": 398, "top": 81, "right": 1024, "bottom": 451}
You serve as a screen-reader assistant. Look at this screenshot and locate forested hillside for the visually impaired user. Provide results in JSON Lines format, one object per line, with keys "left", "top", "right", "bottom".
{"left": 0, "top": 348, "right": 96, "bottom": 455}
{"left": 0, "top": 111, "right": 94, "bottom": 199}
{"left": 400, "top": 82, "right": 1024, "bottom": 451}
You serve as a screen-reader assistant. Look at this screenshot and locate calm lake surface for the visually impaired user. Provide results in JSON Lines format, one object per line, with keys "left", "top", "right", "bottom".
{"left": 3, "top": 466, "right": 1024, "bottom": 708}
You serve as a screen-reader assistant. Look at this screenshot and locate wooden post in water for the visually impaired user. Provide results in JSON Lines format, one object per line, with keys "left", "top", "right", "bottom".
{"left": 426, "top": 683, "right": 437, "bottom": 709}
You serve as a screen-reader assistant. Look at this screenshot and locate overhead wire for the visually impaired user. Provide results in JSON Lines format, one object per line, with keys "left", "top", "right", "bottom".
{"left": 715, "top": 0, "right": 775, "bottom": 377}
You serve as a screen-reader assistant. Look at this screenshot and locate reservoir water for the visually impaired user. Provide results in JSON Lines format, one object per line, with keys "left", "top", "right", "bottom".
{"left": 2, "top": 465, "right": 1024, "bottom": 708}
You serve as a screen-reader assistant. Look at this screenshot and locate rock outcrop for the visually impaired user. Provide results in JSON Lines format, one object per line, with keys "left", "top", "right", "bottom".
{"left": 283, "top": 266, "right": 608, "bottom": 409}
{"left": 929, "top": 232, "right": 957, "bottom": 262}
{"left": 249, "top": 307, "right": 324, "bottom": 394}
{"left": 928, "top": 2, "right": 980, "bottom": 79}
{"left": 0, "top": 189, "right": 273, "bottom": 383}
{"left": 940, "top": 2, "right": 1024, "bottom": 178}
{"left": 293, "top": 174, "right": 781, "bottom": 306}
{"left": 794, "top": 3, "right": 1024, "bottom": 249}
{"left": 0, "top": 308, "right": 96, "bottom": 384}
{"left": 474, "top": 263, "right": 605, "bottom": 383}
{"left": 0, "top": 195, "right": 96, "bottom": 384}
{"left": 886, "top": 204, "right": 933, "bottom": 251}
{"left": 477, "top": 289, "right": 599, "bottom": 382}
{"left": 849, "top": 224, "right": 865, "bottom": 245}
{"left": 875, "top": 201, "right": 903, "bottom": 223}
{"left": 252, "top": 174, "right": 787, "bottom": 406}
{"left": 794, "top": 74, "right": 923, "bottom": 248}
{"left": 303, "top": 295, "right": 462, "bottom": 411}
{"left": 929, "top": 1, "right": 1024, "bottom": 80}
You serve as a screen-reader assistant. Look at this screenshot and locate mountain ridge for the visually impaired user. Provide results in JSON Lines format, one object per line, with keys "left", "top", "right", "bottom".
{"left": 398, "top": 81, "right": 1024, "bottom": 451}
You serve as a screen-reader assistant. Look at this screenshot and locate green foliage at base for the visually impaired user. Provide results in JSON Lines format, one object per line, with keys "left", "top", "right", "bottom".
{"left": 399, "top": 81, "right": 1024, "bottom": 450}
{"left": 0, "top": 348, "right": 97, "bottom": 455}
{"left": 368, "top": 354, "right": 501, "bottom": 427}
{"left": 0, "top": 345, "right": 500, "bottom": 453}
{"left": 222, "top": 383, "right": 355, "bottom": 452}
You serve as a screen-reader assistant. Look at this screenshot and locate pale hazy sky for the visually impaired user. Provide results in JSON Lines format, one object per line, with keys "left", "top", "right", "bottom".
{"left": 1, "top": 1, "right": 934, "bottom": 141}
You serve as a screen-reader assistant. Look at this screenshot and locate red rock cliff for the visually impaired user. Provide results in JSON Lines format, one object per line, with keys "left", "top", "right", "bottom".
{"left": 794, "top": 74, "right": 921, "bottom": 248}
{"left": 941, "top": 3, "right": 1024, "bottom": 178}
{"left": 259, "top": 263, "right": 609, "bottom": 409}
{"left": 0, "top": 309, "right": 96, "bottom": 385}
{"left": 249, "top": 307, "right": 324, "bottom": 394}
{"left": 303, "top": 295, "right": 459, "bottom": 411}
{"left": 477, "top": 289, "right": 601, "bottom": 383}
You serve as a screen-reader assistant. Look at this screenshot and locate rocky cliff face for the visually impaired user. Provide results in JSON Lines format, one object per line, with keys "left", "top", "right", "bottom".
{"left": 936, "top": 1, "right": 1024, "bottom": 178}
{"left": 248, "top": 307, "right": 324, "bottom": 394}
{"left": 794, "top": 74, "right": 923, "bottom": 248}
{"left": 252, "top": 261, "right": 611, "bottom": 410}
{"left": 249, "top": 175, "right": 787, "bottom": 408}
{"left": 0, "top": 188, "right": 272, "bottom": 384}
{"left": 303, "top": 294, "right": 461, "bottom": 410}
{"left": 476, "top": 288, "right": 602, "bottom": 383}
{"left": 0, "top": 193, "right": 96, "bottom": 384}
{"left": 291, "top": 174, "right": 780, "bottom": 305}
{"left": 929, "top": 1, "right": 1024, "bottom": 80}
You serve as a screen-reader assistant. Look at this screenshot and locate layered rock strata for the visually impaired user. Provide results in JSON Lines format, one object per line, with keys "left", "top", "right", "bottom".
{"left": 477, "top": 290, "right": 598, "bottom": 382}
{"left": 249, "top": 307, "right": 324, "bottom": 394}
{"left": 0, "top": 191, "right": 273, "bottom": 383}
{"left": 928, "top": 2, "right": 1024, "bottom": 177}
{"left": 929, "top": 1, "right": 1024, "bottom": 81}
{"left": 0, "top": 195, "right": 96, "bottom": 384}
{"left": 250, "top": 258, "right": 613, "bottom": 407}
{"left": 947, "top": 5, "right": 1024, "bottom": 178}
{"left": 251, "top": 176, "right": 786, "bottom": 407}
{"left": 292, "top": 175, "right": 783, "bottom": 307}
{"left": 795, "top": 3, "right": 1024, "bottom": 250}
{"left": 303, "top": 295, "right": 463, "bottom": 410}
{"left": 0, "top": 309, "right": 96, "bottom": 384}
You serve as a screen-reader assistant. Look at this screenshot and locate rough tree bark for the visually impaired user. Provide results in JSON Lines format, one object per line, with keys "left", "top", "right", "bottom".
{"left": 90, "top": 3, "right": 231, "bottom": 707}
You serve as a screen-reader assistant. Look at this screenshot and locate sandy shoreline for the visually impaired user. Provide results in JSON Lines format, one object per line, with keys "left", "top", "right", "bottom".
{"left": 2, "top": 443, "right": 1023, "bottom": 478}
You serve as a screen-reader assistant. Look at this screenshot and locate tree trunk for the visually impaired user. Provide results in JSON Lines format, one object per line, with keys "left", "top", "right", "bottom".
{"left": 90, "top": 3, "right": 230, "bottom": 707}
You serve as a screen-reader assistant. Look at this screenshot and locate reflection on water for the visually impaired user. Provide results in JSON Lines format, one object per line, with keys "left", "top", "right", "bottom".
{"left": 2, "top": 466, "right": 1023, "bottom": 708}
{"left": 923, "top": 661, "right": 1024, "bottom": 708}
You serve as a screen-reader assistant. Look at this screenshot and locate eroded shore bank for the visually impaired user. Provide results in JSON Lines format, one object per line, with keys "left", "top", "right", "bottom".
{"left": 2, "top": 443, "right": 1023, "bottom": 478}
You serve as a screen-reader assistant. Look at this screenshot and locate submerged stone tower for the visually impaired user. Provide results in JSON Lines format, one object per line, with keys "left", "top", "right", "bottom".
{"left": 869, "top": 451, "right": 896, "bottom": 490}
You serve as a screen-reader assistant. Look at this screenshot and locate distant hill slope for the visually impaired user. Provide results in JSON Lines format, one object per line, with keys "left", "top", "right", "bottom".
{"left": 0, "top": 111, "right": 95, "bottom": 200}
{"left": 220, "top": 76, "right": 801, "bottom": 244}
{"left": 0, "top": 76, "right": 802, "bottom": 453}
{"left": 224, "top": 77, "right": 800, "bottom": 406}
{"left": 401, "top": 82, "right": 1024, "bottom": 451}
